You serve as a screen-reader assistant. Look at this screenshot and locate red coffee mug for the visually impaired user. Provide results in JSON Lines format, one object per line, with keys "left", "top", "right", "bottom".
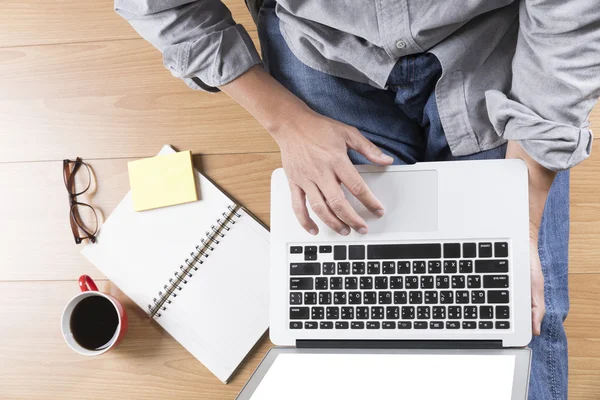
{"left": 61, "top": 275, "right": 128, "bottom": 355}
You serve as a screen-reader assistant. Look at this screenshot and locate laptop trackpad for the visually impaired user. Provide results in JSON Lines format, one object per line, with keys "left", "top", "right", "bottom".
{"left": 344, "top": 170, "right": 438, "bottom": 233}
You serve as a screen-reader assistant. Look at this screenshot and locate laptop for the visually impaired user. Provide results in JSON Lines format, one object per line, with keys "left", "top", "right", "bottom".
{"left": 238, "top": 159, "right": 532, "bottom": 400}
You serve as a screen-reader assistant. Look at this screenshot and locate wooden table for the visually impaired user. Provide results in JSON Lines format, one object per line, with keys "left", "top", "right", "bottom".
{"left": 1, "top": 1, "right": 599, "bottom": 399}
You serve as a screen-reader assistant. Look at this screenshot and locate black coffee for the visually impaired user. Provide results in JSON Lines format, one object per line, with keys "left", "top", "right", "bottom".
{"left": 70, "top": 295, "right": 119, "bottom": 351}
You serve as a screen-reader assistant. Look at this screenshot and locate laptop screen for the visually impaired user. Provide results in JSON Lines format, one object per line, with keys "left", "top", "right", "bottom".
{"left": 249, "top": 353, "right": 516, "bottom": 400}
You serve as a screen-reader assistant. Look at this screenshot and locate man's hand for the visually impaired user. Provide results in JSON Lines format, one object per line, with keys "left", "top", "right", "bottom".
{"left": 506, "top": 141, "right": 557, "bottom": 336}
{"left": 222, "top": 66, "right": 392, "bottom": 235}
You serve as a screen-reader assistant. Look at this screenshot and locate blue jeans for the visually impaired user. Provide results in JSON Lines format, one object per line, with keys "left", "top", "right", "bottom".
{"left": 259, "top": 2, "right": 570, "bottom": 399}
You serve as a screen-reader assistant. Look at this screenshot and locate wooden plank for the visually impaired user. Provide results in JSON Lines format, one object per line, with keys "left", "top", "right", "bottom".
{"left": 0, "top": 153, "right": 281, "bottom": 281}
{"left": 0, "top": 280, "right": 272, "bottom": 399}
{"left": 0, "top": 0, "right": 256, "bottom": 48}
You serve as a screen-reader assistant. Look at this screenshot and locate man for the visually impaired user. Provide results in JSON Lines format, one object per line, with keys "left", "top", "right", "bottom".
{"left": 116, "top": 0, "right": 598, "bottom": 398}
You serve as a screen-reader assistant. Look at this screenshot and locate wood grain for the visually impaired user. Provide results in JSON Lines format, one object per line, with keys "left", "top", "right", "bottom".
{"left": 0, "top": 0, "right": 256, "bottom": 48}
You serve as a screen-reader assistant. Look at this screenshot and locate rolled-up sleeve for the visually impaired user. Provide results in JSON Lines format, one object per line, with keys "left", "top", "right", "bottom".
{"left": 485, "top": 0, "right": 599, "bottom": 171}
{"left": 115, "top": 0, "right": 262, "bottom": 92}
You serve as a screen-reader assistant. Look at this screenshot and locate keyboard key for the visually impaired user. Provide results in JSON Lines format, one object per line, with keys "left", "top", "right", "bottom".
{"left": 496, "top": 321, "right": 511, "bottom": 329}
{"left": 367, "top": 262, "right": 380, "bottom": 274}
{"left": 334, "top": 292, "right": 347, "bottom": 304}
{"left": 341, "top": 307, "right": 354, "bottom": 319}
{"left": 319, "top": 245, "right": 332, "bottom": 253}
{"left": 484, "top": 275, "right": 509, "bottom": 288}
{"left": 305, "top": 321, "right": 318, "bottom": 329}
{"left": 459, "top": 260, "right": 473, "bottom": 273}
{"left": 320, "top": 321, "right": 333, "bottom": 329}
{"left": 443, "top": 260, "right": 457, "bottom": 274}
{"left": 360, "top": 276, "right": 373, "bottom": 289}
{"left": 304, "top": 292, "right": 317, "bottom": 305}
{"left": 383, "top": 321, "right": 396, "bottom": 329}
{"left": 375, "top": 277, "right": 388, "bottom": 289}
{"left": 464, "top": 306, "right": 478, "bottom": 319}
{"left": 371, "top": 307, "right": 384, "bottom": 319}
{"left": 390, "top": 276, "right": 403, "bottom": 289}
{"left": 337, "top": 262, "right": 350, "bottom": 275}
{"left": 323, "top": 262, "right": 336, "bottom": 275}
{"left": 471, "top": 291, "right": 486, "bottom": 304}
{"left": 394, "top": 291, "right": 408, "bottom": 304}
{"left": 463, "top": 242, "right": 477, "bottom": 258}
{"left": 386, "top": 306, "right": 400, "bottom": 320}
{"left": 496, "top": 306, "right": 510, "bottom": 319}
{"left": 326, "top": 306, "right": 339, "bottom": 320}
{"left": 456, "top": 291, "right": 470, "bottom": 304}
{"left": 409, "top": 292, "right": 423, "bottom": 304}
{"left": 333, "top": 245, "right": 347, "bottom": 260}
{"left": 448, "top": 306, "right": 462, "bottom": 319}
{"left": 432, "top": 306, "right": 446, "bottom": 319}
{"left": 311, "top": 307, "right": 324, "bottom": 320}
{"left": 290, "top": 307, "right": 310, "bottom": 319}
{"left": 367, "top": 243, "right": 441, "bottom": 260}
{"left": 290, "top": 292, "right": 302, "bottom": 305}
{"left": 446, "top": 321, "right": 460, "bottom": 329}
{"left": 351, "top": 321, "right": 365, "bottom": 329}
{"left": 414, "top": 322, "right": 428, "bottom": 329}
{"left": 378, "top": 291, "right": 392, "bottom": 304}
{"left": 290, "top": 246, "right": 303, "bottom": 254}
{"left": 479, "top": 321, "right": 493, "bottom": 329}
{"left": 356, "top": 307, "right": 369, "bottom": 319}
{"left": 430, "top": 321, "right": 444, "bottom": 329}
{"left": 364, "top": 292, "right": 377, "bottom": 304}
{"left": 383, "top": 261, "right": 395, "bottom": 274}
{"left": 330, "top": 277, "right": 343, "bottom": 290}
{"left": 405, "top": 276, "right": 419, "bottom": 289}
{"left": 352, "top": 262, "right": 365, "bottom": 275}
{"left": 494, "top": 242, "right": 509, "bottom": 258}
{"left": 345, "top": 277, "right": 358, "bottom": 290}
{"left": 462, "top": 321, "right": 477, "bottom": 329}
{"left": 402, "top": 306, "right": 415, "bottom": 319}
{"left": 349, "top": 245, "right": 366, "bottom": 260}
{"left": 436, "top": 275, "right": 450, "bottom": 289}
{"left": 398, "top": 321, "right": 412, "bottom": 329}
{"left": 488, "top": 290, "right": 509, "bottom": 304}
{"left": 467, "top": 275, "right": 481, "bottom": 288}
{"left": 420, "top": 276, "right": 434, "bottom": 289}
{"left": 424, "top": 291, "right": 438, "bottom": 304}
{"left": 367, "top": 321, "right": 380, "bottom": 329}
{"left": 428, "top": 260, "right": 441, "bottom": 274}
{"left": 349, "top": 291, "right": 362, "bottom": 304}
{"left": 413, "top": 261, "right": 426, "bottom": 274}
{"left": 291, "top": 278, "right": 313, "bottom": 290}
{"left": 305, "top": 246, "right": 317, "bottom": 254}
{"left": 475, "top": 259, "right": 508, "bottom": 273}
{"left": 443, "top": 243, "right": 461, "bottom": 258}
{"left": 480, "top": 306, "right": 494, "bottom": 319}
{"left": 305, "top": 253, "right": 317, "bottom": 261}
{"left": 316, "top": 277, "right": 328, "bottom": 290}
{"left": 452, "top": 275, "right": 465, "bottom": 289}
{"left": 440, "top": 291, "right": 454, "bottom": 304}
{"left": 417, "top": 306, "right": 430, "bottom": 319}
{"left": 479, "top": 242, "right": 493, "bottom": 257}
{"left": 336, "top": 321, "right": 349, "bottom": 329}
{"left": 319, "top": 292, "right": 332, "bottom": 305}
{"left": 397, "top": 261, "right": 411, "bottom": 274}
{"left": 290, "top": 321, "right": 302, "bottom": 329}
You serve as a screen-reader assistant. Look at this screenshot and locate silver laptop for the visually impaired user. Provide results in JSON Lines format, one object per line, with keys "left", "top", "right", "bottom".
{"left": 238, "top": 159, "right": 532, "bottom": 400}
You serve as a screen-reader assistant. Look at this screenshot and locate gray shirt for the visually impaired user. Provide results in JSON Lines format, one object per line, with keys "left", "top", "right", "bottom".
{"left": 115, "top": 0, "right": 599, "bottom": 171}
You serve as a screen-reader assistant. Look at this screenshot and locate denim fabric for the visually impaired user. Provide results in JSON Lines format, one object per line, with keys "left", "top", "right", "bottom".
{"left": 259, "top": 3, "right": 570, "bottom": 399}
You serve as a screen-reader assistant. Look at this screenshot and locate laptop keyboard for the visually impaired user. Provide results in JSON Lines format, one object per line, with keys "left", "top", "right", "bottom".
{"left": 288, "top": 241, "right": 511, "bottom": 331}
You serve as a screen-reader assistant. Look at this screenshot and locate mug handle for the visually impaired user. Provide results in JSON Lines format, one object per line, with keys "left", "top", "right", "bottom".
{"left": 78, "top": 275, "right": 99, "bottom": 292}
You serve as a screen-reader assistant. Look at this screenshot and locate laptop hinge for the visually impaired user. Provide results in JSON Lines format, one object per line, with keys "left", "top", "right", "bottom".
{"left": 296, "top": 340, "right": 503, "bottom": 350}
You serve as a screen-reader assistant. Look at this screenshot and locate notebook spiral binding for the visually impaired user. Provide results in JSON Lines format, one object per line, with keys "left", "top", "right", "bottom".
{"left": 147, "top": 204, "right": 242, "bottom": 318}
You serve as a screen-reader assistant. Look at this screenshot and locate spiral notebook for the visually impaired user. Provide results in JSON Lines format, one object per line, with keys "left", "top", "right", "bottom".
{"left": 81, "top": 145, "right": 270, "bottom": 383}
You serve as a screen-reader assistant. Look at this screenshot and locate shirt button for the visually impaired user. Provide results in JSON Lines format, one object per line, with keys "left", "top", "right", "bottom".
{"left": 395, "top": 40, "right": 406, "bottom": 49}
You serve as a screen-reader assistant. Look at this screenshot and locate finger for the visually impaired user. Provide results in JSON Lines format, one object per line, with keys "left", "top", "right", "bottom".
{"left": 303, "top": 182, "right": 351, "bottom": 235}
{"left": 317, "top": 173, "right": 369, "bottom": 234}
{"left": 336, "top": 160, "right": 385, "bottom": 217}
{"left": 289, "top": 183, "right": 318, "bottom": 235}
{"left": 345, "top": 129, "right": 394, "bottom": 165}
{"left": 532, "top": 303, "right": 545, "bottom": 336}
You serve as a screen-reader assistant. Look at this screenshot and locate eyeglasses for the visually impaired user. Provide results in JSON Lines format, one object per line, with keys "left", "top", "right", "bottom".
{"left": 63, "top": 158, "right": 98, "bottom": 244}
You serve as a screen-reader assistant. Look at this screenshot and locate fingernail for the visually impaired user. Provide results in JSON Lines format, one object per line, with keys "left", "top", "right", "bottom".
{"left": 309, "top": 228, "right": 318, "bottom": 235}
{"left": 381, "top": 154, "right": 394, "bottom": 163}
{"left": 339, "top": 228, "right": 350, "bottom": 236}
{"left": 375, "top": 208, "right": 385, "bottom": 217}
{"left": 358, "top": 227, "right": 368, "bottom": 235}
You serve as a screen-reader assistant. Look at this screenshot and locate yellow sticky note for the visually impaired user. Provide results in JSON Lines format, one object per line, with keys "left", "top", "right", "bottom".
{"left": 128, "top": 150, "right": 198, "bottom": 212}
